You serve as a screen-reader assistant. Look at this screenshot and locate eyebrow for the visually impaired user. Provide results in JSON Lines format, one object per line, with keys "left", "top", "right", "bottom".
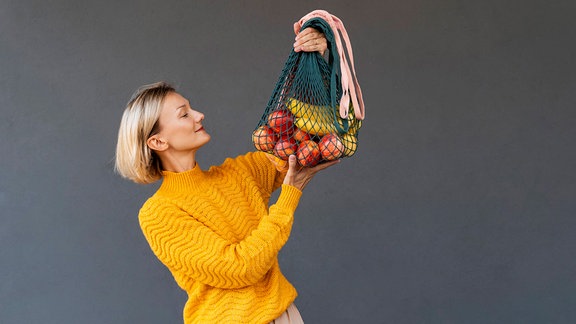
{"left": 174, "top": 104, "right": 188, "bottom": 115}
{"left": 173, "top": 99, "right": 190, "bottom": 114}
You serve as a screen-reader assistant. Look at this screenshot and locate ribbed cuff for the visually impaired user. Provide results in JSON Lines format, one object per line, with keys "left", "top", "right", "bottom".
{"left": 275, "top": 184, "right": 302, "bottom": 212}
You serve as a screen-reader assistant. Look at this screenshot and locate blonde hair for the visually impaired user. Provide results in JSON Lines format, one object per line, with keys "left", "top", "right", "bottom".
{"left": 115, "top": 82, "right": 175, "bottom": 184}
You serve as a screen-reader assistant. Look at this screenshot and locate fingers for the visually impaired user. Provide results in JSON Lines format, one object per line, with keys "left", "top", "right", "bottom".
{"left": 294, "top": 28, "right": 320, "bottom": 46}
{"left": 282, "top": 155, "right": 340, "bottom": 190}
{"left": 295, "top": 27, "right": 316, "bottom": 38}
{"left": 293, "top": 23, "right": 318, "bottom": 36}
{"left": 293, "top": 27, "right": 327, "bottom": 54}
{"left": 294, "top": 38, "right": 327, "bottom": 54}
{"left": 299, "top": 159, "right": 341, "bottom": 179}
{"left": 310, "top": 159, "right": 341, "bottom": 172}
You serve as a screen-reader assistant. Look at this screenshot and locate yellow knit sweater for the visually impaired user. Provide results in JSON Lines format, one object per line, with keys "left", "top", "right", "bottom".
{"left": 138, "top": 152, "right": 301, "bottom": 323}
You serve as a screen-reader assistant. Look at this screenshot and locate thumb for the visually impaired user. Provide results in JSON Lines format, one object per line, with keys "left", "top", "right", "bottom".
{"left": 287, "top": 154, "right": 298, "bottom": 174}
{"left": 283, "top": 155, "right": 297, "bottom": 185}
{"left": 293, "top": 22, "right": 300, "bottom": 35}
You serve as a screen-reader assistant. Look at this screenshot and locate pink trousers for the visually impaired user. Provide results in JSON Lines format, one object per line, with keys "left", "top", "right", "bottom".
{"left": 270, "top": 303, "right": 304, "bottom": 324}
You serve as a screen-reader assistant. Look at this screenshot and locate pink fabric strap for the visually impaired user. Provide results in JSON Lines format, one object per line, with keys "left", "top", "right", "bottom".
{"left": 296, "top": 9, "right": 365, "bottom": 120}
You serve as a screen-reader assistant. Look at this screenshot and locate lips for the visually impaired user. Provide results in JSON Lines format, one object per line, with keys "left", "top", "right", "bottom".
{"left": 195, "top": 126, "right": 205, "bottom": 133}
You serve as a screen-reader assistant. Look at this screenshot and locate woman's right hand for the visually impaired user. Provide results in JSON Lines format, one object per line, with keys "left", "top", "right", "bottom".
{"left": 283, "top": 155, "right": 340, "bottom": 191}
{"left": 293, "top": 26, "right": 328, "bottom": 56}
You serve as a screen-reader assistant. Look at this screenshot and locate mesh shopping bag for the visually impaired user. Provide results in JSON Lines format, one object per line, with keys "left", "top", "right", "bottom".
{"left": 252, "top": 13, "right": 364, "bottom": 167}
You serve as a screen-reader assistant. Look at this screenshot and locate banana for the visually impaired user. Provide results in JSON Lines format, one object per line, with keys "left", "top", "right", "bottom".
{"left": 341, "top": 133, "right": 358, "bottom": 157}
{"left": 336, "top": 104, "right": 363, "bottom": 135}
{"left": 288, "top": 97, "right": 362, "bottom": 137}
{"left": 348, "top": 118, "right": 362, "bottom": 135}
{"left": 294, "top": 117, "right": 336, "bottom": 136}
{"left": 336, "top": 114, "right": 362, "bottom": 135}
{"left": 286, "top": 98, "right": 333, "bottom": 121}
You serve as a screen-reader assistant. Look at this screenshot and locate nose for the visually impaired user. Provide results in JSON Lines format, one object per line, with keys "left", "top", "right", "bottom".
{"left": 193, "top": 110, "right": 205, "bottom": 122}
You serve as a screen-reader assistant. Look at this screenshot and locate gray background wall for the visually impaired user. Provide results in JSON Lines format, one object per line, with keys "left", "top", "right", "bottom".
{"left": 1, "top": 0, "right": 575, "bottom": 323}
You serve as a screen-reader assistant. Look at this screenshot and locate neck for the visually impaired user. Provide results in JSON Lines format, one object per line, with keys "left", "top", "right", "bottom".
{"left": 159, "top": 150, "right": 197, "bottom": 173}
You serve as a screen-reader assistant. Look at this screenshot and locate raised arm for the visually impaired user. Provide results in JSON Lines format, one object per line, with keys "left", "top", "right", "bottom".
{"left": 139, "top": 184, "right": 302, "bottom": 289}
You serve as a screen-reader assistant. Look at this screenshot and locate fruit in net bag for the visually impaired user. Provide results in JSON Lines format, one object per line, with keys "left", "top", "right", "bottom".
{"left": 252, "top": 125, "right": 278, "bottom": 152}
{"left": 297, "top": 140, "right": 321, "bottom": 167}
{"left": 274, "top": 137, "right": 298, "bottom": 160}
{"left": 319, "top": 134, "right": 344, "bottom": 160}
{"left": 341, "top": 133, "right": 358, "bottom": 157}
{"left": 253, "top": 16, "right": 365, "bottom": 162}
{"left": 292, "top": 128, "right": 311, "bottom": 142}
{"left": 294, "top": 117, "right": 336, "bottom": 136}
{"left": 267, "top": 110, "right": 294, "bottom": 134}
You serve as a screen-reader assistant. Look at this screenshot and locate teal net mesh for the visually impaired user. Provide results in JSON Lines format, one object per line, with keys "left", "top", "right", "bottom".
{"left": 252, "top": 17, "right": 361, "bottom": 166}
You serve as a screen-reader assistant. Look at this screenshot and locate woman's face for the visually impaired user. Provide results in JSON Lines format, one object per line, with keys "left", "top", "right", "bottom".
{"left": 155, "top": 92, "right": 211, "bottom": 153}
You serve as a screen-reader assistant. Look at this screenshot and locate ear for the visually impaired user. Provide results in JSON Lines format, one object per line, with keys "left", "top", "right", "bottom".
{"left": 146, "top": 135, "right": 168, "bottom": 152}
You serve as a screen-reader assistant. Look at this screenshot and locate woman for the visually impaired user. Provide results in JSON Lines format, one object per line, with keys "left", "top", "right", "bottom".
{"left": 115, "top": 27, "right": 335, "bottom": 323}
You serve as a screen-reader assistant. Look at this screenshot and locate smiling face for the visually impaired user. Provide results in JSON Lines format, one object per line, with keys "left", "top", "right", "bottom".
{"left": 149, "top": 92, "right": 211, "bottom": 155}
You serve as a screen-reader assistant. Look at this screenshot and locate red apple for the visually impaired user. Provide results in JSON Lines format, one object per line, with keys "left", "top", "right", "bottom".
{"left": 279, "top": 133, "right": 293, "bottom": 142}
{"left": 267, "top": 110, "right": 294, "bottom": 135}
{"left": 292, "top": 128, "right": 311, "bottom": 142}
{"left": 319, "top": 134, "right": 344, "bottom": 160}
{"left": 252, "top": 125, "right": 277, "bottom": 152}
{"left": 273, "top": 138, "right": 297, "bottom": 160}
{"left": 297, "top": 140, "right": 321, "bottom": 167}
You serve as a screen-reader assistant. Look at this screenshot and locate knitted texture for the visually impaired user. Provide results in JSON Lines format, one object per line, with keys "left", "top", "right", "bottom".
{"left": 138, "top": 152, "right": 302, "bottom": 323}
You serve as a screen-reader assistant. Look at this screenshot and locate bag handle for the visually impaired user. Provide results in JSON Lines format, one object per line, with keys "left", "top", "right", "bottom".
{"left": 299, "top": 18, "right": 349, "bottom": 134}
{"left": 296, "top": 10, "right": 365, "bottom": 120}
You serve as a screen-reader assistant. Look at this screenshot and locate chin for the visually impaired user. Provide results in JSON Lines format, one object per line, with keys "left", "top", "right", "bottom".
{"left": 200, "top": 133, "right": 211, "bottom": 145}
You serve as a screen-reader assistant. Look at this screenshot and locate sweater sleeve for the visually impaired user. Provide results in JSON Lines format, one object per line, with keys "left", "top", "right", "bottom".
{"left": 232, "top": 151, "right": 287, "bottom": 193}
{"left": 139, "top": 184, "right": 302, "bottom": 289}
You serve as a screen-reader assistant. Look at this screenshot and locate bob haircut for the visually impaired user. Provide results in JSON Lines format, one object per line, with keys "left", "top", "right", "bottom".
{"left": 115, "top": 82, "right": 175, "bottom": 184}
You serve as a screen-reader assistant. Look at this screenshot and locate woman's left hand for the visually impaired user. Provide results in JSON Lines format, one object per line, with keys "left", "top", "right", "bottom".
{"left": 283, "top": 155, "right": 340, "bottom": 192}
{"left": 293, "top": 25, "right": 328, "bottom": 56}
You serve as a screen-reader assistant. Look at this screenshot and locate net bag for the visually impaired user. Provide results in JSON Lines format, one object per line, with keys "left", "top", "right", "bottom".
{"left": 252, "top": 10, "right": 365, "bottom": 167}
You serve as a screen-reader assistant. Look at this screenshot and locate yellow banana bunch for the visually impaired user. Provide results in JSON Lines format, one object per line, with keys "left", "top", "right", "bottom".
{"left": 336, "top": 104, "right": 363, "bottom": 135}
{"left": 350, "top": 119, "right": 362, "bottom": 134}
{"left": 294, "top": 117, "right": 336, "bottom": 136}
{"left": 286, "top": 98, "right": 332, "bottom": 121}
{"left": 287, "top": 97, "right": 362, "bottom": 138}
{"left": 336, "top": 113, "right": 362, "bottom": 135}
{"left": 341, "top": 133, "right": 358, "bottom": 157}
